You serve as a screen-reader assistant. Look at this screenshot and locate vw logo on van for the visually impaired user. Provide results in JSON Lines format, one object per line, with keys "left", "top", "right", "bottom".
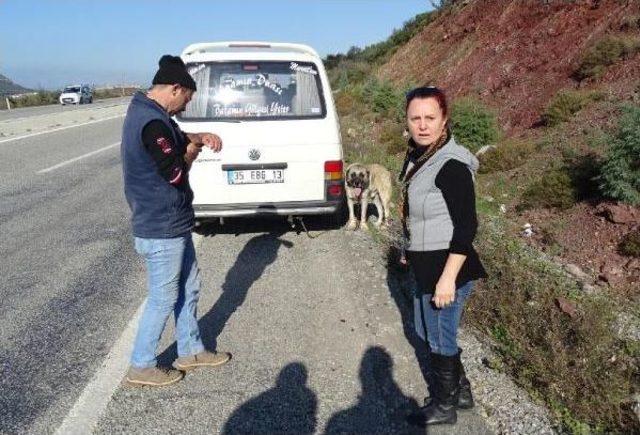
{"left": 248, "top": 149, "right": 261, "bottom": 161}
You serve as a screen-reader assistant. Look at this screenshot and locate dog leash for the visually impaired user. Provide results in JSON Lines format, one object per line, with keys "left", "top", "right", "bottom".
{"left": 288, "top": 216, "right": 328, "bottom": 239}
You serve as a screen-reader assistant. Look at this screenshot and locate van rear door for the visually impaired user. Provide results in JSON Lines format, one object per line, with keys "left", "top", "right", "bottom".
{"left": 177, "top": 61, "right": 340, "bottom": 207}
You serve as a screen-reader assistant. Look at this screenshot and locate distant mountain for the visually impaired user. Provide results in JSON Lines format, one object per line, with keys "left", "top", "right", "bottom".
{"left": 0, "top": 74, "right": 32, "bottom": 96}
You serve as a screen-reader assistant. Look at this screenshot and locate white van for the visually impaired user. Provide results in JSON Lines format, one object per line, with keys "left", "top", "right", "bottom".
{"left": 177, "top": 41, "right": 344, "bottom": 221}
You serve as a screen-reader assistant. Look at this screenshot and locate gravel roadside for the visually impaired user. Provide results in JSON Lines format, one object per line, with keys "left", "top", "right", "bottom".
{"left": 94, "top": 218, "right": 554, "bottom": 434}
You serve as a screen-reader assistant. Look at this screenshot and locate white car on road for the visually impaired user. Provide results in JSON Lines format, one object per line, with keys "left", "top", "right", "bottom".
{"left": 177, "top": 41, "right": 344, "bottom": 222}
{"left": 59, "top": 84, "right": 93, "bottom": 105}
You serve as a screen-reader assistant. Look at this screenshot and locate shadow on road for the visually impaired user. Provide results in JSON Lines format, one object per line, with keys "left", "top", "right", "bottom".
{"left": 325, "top": 346, "right": 421, "bottom": 433}
{"left": 157, "top": 227, "right": 293, "bottom": 365}
{"left": 385, "top": 247, "right": 436, "bottom": 399}
{"left": 222, "top": 362, "right": 317, "bottom": 434}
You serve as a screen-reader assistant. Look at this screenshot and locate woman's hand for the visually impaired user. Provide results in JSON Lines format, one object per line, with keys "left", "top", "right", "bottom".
{"left": 432, "top": 277, "right": 456, "bottom": 309}
{"left": 399, "top": 254, "right": 408, "bottom": 266}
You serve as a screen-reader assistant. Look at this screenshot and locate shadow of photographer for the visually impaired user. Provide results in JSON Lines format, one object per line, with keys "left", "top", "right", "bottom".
{"left": 325, "top": 346, "right": 421, "bottom": 433}
{"left": 222, "top": 362, "right": 317, "bottom": 434}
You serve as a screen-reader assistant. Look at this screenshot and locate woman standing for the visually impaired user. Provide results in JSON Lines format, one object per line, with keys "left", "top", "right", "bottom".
{"left": 399, "top": 87, "right": 487, "bottom": 426}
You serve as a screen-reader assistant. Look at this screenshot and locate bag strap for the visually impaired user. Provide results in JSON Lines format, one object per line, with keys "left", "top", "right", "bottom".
{"left": 402, "top": 156, "right": 430, "bottom": 184}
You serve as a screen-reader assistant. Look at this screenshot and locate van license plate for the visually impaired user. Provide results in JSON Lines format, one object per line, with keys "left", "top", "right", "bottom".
{"left": 227, "top": 169, "right": 285, "bottom": 185}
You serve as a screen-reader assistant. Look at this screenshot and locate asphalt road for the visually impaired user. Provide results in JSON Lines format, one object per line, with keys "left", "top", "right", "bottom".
{"left": 0, "top": 103, "right": 141, "bottom": 433}
{"left": 0, "top": 104, "right": 493, "bottom": 434}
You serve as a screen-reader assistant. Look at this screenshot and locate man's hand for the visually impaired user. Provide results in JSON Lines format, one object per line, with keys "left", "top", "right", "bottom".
{"left": 184, "top": 143, "right": 202, "bottom": 166}
{"left": 185, "top": 132, "right": 223, "bottom": 152}
{"left": 200, "top": 133, "right": 223, "bottom": 152}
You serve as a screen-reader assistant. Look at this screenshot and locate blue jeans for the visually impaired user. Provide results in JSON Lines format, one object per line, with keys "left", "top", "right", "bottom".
{"left": 131, "top": 233, "right": 205, "bottom": 368}
{"left": 414, "top": 281, "right": 474, "bottom": 356}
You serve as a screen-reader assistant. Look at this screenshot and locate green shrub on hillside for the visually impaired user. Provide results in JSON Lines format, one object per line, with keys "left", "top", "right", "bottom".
{"left": 541, "top": 90, "right": 604, "bottom": 127}
{"left": 620, "top": 15, "right": 640, "bottom": 32}
{"left": 328, "top": 60, "right": 372, "bottom": 89}
{"left": 619, "top": 229, "right": 640, "bottom": 258}
{"left": 450, "top": 97, "right": 501, "bottom": 153}
{"left": 478, "top": 140, "right": 535, "bottom": 174}
{"left": 575, "top": 36, "right": 640, "bottom": 81}
{"left": 598, "top": 105, "right": 640, "bottom": 205}
{"left": 325, "top": 11, "right": 435, "bottom": 68}
{"left": 379, "top": 120, "right": 406, "bottom": 156}
{"left": 361, "top": 79, "right": 405, "bottom": 122}
{"left": 518, "top": 167, "right": 577, "bottom": 211}
{"left": 334, "top": 90, "right": 362, "bottom": 117}
{"left": 566, "top": 153, "right": 603, "bottom": 201}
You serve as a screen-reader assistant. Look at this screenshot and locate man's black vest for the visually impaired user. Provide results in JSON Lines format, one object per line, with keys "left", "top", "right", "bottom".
{"left": 121, "top": 92, "right": 194, "bottom": 238}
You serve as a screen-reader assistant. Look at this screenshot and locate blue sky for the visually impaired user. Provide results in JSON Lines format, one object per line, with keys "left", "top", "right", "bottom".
{"left": 0, "top": 0, "right": 430, "bottom": 90}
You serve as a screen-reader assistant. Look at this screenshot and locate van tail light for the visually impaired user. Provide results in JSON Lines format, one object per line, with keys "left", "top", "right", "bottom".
{"left": 327, "top": 184, "right": 343, "bottom": 197}
{"left": 324, "top": 160, "right": 343, "bottom": 181}
{"left": 324, "top": 160, "right": 344, "bottom": 199}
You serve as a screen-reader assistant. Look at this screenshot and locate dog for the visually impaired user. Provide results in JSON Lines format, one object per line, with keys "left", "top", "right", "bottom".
{"left": 345, "top": 163, "right": 393, "bottom": 231}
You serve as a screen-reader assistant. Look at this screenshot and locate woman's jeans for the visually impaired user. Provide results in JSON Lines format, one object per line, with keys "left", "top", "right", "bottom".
{"left": 414, "top": 281, "right": 474, "bottom": 356}
{"left": 130, "top": 233, "right": 205, "bottom": 368}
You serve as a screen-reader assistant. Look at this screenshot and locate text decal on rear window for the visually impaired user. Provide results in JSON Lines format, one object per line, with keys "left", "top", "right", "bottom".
{"left": 290, "top": 62, "right": 317, "bottom": 75}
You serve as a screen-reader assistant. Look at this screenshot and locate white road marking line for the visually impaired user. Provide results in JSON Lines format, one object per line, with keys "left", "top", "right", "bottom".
{"left": 37, "top": 142, "right": 120, "bottom": 174}
{"left": 0, "top": 113, "right": 125, "bottom": 145}
{"left": 54, "top": 302, "right": 145, "bottom": 435}
{"left": 54, "top": 233, "right": 204, "bottom": 434}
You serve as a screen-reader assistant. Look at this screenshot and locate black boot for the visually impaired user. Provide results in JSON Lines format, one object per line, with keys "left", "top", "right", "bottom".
{"left": 457, "top": 349, "right": 474, "bottom": 410}
{"left": 421, "top": 348, "right": 474, "bottom": 410}
{"left": 407, "top": 353, "right": 459, "bottom": 426}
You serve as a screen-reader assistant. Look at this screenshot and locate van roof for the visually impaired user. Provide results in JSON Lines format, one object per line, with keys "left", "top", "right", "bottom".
{"left": 181, "top": 41, "right": 321, "bottom": 59}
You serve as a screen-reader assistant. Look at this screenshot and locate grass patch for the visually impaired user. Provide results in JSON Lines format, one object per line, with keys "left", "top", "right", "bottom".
{"left": 8, "top": 90, "right": 58, "bottom": 108}
{"left": 620, "top": 15, "right": 640, "bottom": 32}
{"left": 334, "top": 90, "right": 358, "bottom": 117}
{"left": 574, "top": 36, "right": 640, "bottom": 81}
{"left": 517, "top": 167, "right": 577, "bottom": 211}
{"left": 541, "top": 90, "right": 604, "bottom": 127}
{"left": 517, "top": 152, "right": 604, "bottom": 210}
{"left": 467, "top": 216, "right": 639, "bottom": 433}
{"left": 379, "top": 120, "right": 406, "bottom": 156}
{"left": 478, "top": 139, "right": 536, "bottom": 174}
{"left": 619, "top": 229, "right": 640, "bottom": 258}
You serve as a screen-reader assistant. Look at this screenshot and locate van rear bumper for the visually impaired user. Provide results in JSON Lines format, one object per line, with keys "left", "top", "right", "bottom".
{"left": 194, "top": 200, "right": 340, "bottom": 218}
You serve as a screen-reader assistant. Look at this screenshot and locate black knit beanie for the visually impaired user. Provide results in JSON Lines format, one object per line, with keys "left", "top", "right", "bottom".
{"left": 152, "top": 55, "right": 197, "bottom": 91}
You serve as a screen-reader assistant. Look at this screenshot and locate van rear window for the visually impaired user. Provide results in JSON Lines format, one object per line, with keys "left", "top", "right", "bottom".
{"left": 179, "top": 61, "right": 326, "bottom": 121}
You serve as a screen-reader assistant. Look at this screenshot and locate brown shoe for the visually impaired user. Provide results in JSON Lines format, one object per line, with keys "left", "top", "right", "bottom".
{"left": 174, "top": 350, "right": 231, "bottom": 371}
{"left": 125, "top": 366, "right": 184, "bottom": 387}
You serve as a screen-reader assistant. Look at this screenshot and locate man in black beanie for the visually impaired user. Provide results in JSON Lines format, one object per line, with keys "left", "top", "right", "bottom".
{"left": 121, "top": 54, "right": 230, "bottom": 386}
